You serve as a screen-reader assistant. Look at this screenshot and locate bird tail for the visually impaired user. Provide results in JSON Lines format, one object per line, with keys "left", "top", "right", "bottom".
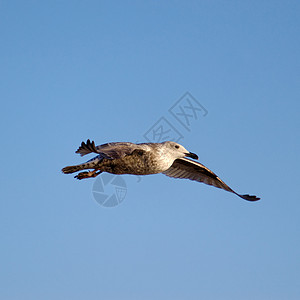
{"left": 62, "top": 158, "right": 100, "bottom": 174}
{"left": 62, "top": 164, "right": 84, "bottom": 174}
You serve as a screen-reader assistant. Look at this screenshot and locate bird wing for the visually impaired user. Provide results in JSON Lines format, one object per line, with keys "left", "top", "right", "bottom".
{"left": 162, "top": 157, "right": 260, "bottom": 201}
{"left": 76, "top": 139, "right": 139, "bottom": 159}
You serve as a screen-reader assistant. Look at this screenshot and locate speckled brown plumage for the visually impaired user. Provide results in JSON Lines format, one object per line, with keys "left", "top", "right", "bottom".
{"left": 62, "top": 140, "right": 260, "bottom": 201}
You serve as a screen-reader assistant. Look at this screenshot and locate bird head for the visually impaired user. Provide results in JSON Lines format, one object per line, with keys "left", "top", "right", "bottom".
{"left": 162, "top": 141, "right": 198, "bottom": 160}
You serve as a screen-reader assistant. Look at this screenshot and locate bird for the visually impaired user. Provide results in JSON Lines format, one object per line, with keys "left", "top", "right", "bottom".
{"left": 62, "top": 139, "right": 260, "bottom": 201}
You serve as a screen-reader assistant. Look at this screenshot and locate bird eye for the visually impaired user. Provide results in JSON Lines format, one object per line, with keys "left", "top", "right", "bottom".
{"left": 175, "top": 145, "right": 179, "bottom": 149}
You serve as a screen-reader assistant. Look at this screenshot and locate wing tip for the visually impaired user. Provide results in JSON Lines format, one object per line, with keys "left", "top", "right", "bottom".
{"left": 75, "top": 139, "right": 97, "bottom": 156}
{"left": 239, "top": 194, "right": 260, "bottom": 201}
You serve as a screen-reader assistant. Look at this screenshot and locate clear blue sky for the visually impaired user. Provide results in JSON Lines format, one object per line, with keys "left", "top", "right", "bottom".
{"left": 1, "top": 1, "right": 300, "bottom": 299}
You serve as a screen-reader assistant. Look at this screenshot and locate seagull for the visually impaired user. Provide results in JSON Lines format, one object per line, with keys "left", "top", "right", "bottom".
{"left": 62, "top": 140, "right": 260, "bottom": 201}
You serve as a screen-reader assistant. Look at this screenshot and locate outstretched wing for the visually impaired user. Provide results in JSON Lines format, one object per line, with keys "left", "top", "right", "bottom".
{"left": 163, "top": 158, "right": 260, "bottom": 201}
{"left": 76, "top": 139, "right": 138, "bottom": 159}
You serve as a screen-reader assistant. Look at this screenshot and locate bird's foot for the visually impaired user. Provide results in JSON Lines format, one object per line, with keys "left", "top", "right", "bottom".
{"left": 75, "top": 170, "right": 102, "bottom": 180}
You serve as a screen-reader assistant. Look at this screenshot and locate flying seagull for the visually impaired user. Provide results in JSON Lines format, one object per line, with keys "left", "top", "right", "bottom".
{"left": 62, "top": 140, "right": 260, "bottom": 201}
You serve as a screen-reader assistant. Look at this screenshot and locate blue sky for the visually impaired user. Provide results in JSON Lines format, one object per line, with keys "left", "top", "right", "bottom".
{"left": 1, "top": 1, "right": 300, "bottom": 299}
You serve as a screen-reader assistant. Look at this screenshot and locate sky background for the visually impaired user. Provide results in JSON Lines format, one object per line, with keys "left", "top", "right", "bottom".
{"left": 1, "top": 1, "right": 300, "bottom": 299}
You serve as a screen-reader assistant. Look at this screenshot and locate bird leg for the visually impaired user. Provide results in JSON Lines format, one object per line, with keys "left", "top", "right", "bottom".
{"left": 75, "top": 170, "right": 102, "bottom": 180}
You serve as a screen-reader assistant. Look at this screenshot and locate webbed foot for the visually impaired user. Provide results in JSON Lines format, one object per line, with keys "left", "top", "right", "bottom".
{"left": 75, "top": 170, "right": 102, "bottom": 180}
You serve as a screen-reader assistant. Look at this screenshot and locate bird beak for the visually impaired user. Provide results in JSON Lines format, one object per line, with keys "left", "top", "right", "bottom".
{"left": 185, "top": 152, "right": 198, "bottom": 160}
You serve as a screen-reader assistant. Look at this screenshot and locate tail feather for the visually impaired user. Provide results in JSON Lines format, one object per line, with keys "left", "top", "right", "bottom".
{"left": 62, "top": 165, "right": 84, "bottom": 174}
{"left": 62, "top": 157, "right": 101, "bottom": 174}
